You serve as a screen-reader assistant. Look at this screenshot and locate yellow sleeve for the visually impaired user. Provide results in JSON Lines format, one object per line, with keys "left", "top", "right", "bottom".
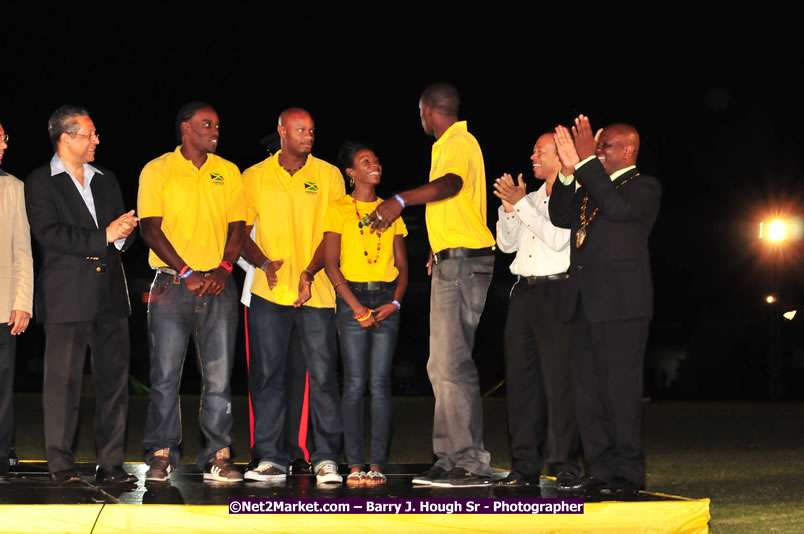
{"left": 434, "top": 137, "right": 470, "bottom": 185}
{"left": 329, "top": 168, "right": 346, "bottom": 201}
{"left": 394, "top": 215, "right": 408, "bottom": 237}
{"left": 137, "top": 160, "right": 164, "bottom": 219}
{"left": 225, "top": 163, "right": 246, "bottom": 223}
{"left": 242, "top": 166, "right": 259, "bottom": 227}
{"left": 322, "top": 199, "right": 343, "bottom": 234}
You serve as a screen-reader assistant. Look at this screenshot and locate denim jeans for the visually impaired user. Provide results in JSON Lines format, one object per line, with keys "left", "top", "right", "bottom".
{"left": 143, "top": 272, "right": 238, "bottom": 469}
{"left": 247, "top": 295, "right": 341, "bottom": 471}
{"left": 427, "top": 255, "right": 494, "bottom": 475}
{"left": 335, "top": 283, "right": 400, "bottom": 469}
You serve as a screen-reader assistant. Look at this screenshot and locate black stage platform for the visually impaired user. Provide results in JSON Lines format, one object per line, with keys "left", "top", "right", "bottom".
{"left": 1, "top": 462, "right": 679, "bottom": 504}
{"left": 0, "top": 463, "right": 710, "bottom": 533}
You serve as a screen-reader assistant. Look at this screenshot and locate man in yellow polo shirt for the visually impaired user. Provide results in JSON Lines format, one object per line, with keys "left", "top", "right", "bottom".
{"left": 240, "top": 108, "right": 345, "bottom": 484}
{"left": 138, "top": 102, "right": 246, "bottom": 483}
{"left": 369, "top": 83, "right": 496, "bottom": 487}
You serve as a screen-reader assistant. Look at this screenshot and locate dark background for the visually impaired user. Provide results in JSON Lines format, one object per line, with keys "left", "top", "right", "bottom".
{"left": 4, "top": 7, "right": 803, "bottom": 399}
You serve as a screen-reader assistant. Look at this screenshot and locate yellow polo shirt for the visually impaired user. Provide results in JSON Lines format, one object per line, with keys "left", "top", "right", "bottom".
{"left": 138, "top": 146, "right": 246, "bottom": 271}
{"left": 323, "top": 195, "right": 408, "bottom": 282}
{"left": 243, "top": 151, "right": 345, "bottom": 308}
{"left": 425, "top": 121, "right": 495, "bottom": 253}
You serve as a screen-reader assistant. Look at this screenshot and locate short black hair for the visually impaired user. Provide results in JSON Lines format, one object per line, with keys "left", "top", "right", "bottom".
{"left": 47, "top": 105, "right": 90, "bottom": 150}
{"left": 420, "top": 82, "right": 460, "bottom": 116}
{"left": 338, "top": 140, "right": 374, "bottom": 175}
{"left": 175, "top": 101, "right": 214, "bottom": 143}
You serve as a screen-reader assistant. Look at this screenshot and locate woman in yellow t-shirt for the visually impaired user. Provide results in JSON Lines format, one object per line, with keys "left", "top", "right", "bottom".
{"left": 323, "top": 142, "right": 408, "bottom": 487}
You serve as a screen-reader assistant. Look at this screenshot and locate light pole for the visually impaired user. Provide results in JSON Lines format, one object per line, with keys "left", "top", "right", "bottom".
{"left": 759, "top": 219, "right": 786, "bottom": 399}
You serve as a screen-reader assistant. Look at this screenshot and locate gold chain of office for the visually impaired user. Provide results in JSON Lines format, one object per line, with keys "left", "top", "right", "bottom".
{"left": 576, "top": 173, "right": 640, "bottom": 248}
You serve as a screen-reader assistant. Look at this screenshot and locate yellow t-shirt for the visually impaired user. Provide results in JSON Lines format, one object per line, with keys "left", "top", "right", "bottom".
{"left": 243, "top": 151, "right": 345, "bottom": 308}
{"left": 323, "top": 195, "right": 408, "bottom": 282}
{"left": 137, "top": 146, "right": 246, "bottom": 271}
{"left": 425, "top": 121, "right": 495, "bottom": 253}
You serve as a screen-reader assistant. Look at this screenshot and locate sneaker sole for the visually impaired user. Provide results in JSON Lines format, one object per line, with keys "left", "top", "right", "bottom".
{"left": 412, "top": 478, "right": 434, "bottom": 485}
{"left": 203, "top": 472, "right": 244, "bottom": 483}
{"left": 431, "top": 479, "right": 491, "bottom": 488}
{"left": 316, "top": 474, "right": 343, "bottom": 484}
{"left": 244, "top": 471, "right": 287, "bottom": 482}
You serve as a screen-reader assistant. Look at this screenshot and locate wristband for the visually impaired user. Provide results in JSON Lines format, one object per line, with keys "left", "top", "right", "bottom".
{"left": 261, "top": 259, "right": 272, "bottom": 270}
{"left": 180, "top": 268, "right": 194, "bottom": 280}
{"left": 392, "top": 300, "right": 401, "bottom": 311}
{"left": 393, "top": 194, "right": 406, "bottom": 209}
{"left": 333, "top": 280, "right": 347, "bottom": 290}
{"left": 302, "top": 269, "right": 315, "bottom": 281}
{"left": 354, "top": 308, "right": 372, "bottom": 321}
{"left": 179, "top": 265, "right": 191, "bottom": 277}
{"left": 219, "top": 260, "right": 233, "bottom": 273}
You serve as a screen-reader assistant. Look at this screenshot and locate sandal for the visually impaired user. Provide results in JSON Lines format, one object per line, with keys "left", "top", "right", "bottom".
{"left": 365, "top": 470, "right": 387, "bottom": 486}
{"left": 346, "top": 470, "right": 365, "bottom": 488}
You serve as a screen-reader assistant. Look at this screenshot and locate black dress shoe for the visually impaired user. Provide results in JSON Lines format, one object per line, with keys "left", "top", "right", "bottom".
{"left": 554, "top": 471, "right": 579, "bottom": 485}
{"left": 600, "top": 477, "right": 640, "bottom": 497}
{"left": 556, "top": 475, "right": 607, "bottom": 493}
{"left": 50, "top": 468, "right": 82, "bottom": 484}
{"left": 96, "top": 465, "right": 138, "bottom": 484}
{"left": 289, "top": 458, "right": 312, "bottom": 475}
{"left": 494, "top": 471, "right": 540, "bottom": 487}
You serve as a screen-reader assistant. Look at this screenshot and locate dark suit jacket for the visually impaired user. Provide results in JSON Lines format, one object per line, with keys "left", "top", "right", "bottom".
{"left": 25, "top": 163, "right": 133, "bottom": 324}
{"left": 549, "top": 159, "right": 661, "bottom": 323}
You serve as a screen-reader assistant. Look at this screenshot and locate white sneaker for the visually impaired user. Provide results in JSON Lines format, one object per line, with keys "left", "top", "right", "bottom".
{"left": 244, "top": 460, "right": 287, "bottom": 482}
{"left": 315, "top": 462, "right": 343, "bottom": 484}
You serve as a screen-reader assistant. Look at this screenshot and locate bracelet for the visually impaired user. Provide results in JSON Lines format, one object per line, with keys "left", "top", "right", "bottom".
{"left": 302, "top": 269, "right": 315, "bottom": 282}
{"left": 180, "top": 268, "right": 194, "bottom": 280}
{"left": 333, "top": 280, "right": 348, "bottom": 290}
{"left": 392, "top": 300, "right": 401, "bottom": 311}
{"left": 354, "top": 308, "right": 372, "bottom": 321}
{"left": 393, "top": 194, "right": 406, "bottom": 209}
{"left": 179, "top": 265, "right": 191, "bottom": 277}
{"left": 261, "top": 259, "right": 272, "bottom": 270}
{"left": 219, "top": 260, "right": 233, "bottom": 273}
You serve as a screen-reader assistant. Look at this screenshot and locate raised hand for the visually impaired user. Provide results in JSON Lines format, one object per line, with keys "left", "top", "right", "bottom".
{"left": 571, "top": 114, "right": 603, "bottom": 160}
{"left": 493, "top": 173, "right": 526, "bottom": 211}
{"left": 553, "top": 125, "right": 580, "bottom": 176}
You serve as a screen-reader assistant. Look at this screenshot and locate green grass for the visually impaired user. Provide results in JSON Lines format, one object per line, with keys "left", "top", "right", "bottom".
{"left": 12, "top": 395, "right": 804, "bottom": 532}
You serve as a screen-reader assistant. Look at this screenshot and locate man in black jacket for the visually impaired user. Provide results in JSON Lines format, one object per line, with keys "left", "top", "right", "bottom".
{"left": 549, "top": 115, "right": 661, "bottom": 495}
{"left": 25, "top": 106, "right": 138, "bottom": 484}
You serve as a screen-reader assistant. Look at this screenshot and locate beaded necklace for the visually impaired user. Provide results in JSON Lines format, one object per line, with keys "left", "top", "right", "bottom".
{"left": 352, "top": 196, "right": 381, "bottom": 264}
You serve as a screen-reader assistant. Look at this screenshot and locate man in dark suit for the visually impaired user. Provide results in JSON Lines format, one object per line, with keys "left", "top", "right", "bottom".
{"left": 25, "top": 105, "right": 138, "bottom": 484}
{"left": 549, "top": 115, "right": 661, "bottom": 495}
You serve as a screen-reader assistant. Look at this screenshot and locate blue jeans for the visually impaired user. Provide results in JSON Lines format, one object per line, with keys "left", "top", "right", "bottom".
{"left": 335, "top": 283, "right": 400, "bottom": 469}
{"left": 247, "top": 295, "right": 341, "bottom": 471}
{"left": 427, "top": 255, "right": 494, "bottom": 475}
{"left": 143, "top": 272, "right": 238, "bottom": 469}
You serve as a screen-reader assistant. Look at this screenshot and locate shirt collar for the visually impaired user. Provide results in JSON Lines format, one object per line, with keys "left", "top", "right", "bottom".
{"left": 50, "top": 153, "right": 103, "bottom": 179}
{"left": 610, "top": 165, "right": 636, "bottom": 182}
{"left": 433, "top": 120, "right": 467, "bottom": 148}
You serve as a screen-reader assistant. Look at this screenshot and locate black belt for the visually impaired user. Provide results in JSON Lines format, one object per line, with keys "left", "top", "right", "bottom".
{"left": 433, "top": 246, "right": 495, "bottom": 265}
{"left": 348, "top": 281, "right": 396, "bottom": 291}
{"left": 520, "top": 273, "right": 569, "bottom": 285}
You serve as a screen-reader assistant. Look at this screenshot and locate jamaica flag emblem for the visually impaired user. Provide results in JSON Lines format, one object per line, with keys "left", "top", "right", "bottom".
{"left": 210, "top": 172, "right": 225, "bottom": 185}
{"left": 304, "top": 181, "right": 318, "bottom": 194}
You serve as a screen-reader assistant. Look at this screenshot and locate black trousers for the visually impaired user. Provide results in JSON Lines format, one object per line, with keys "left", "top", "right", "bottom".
{"left": 43, "top": 314, "right": 130, "bottom": 472}
{"left": 0, "top": 325, "right": 15, "bottom": 466}
{"left": 568, "top": 296, "right": 649, "bottom": 487}
{"left": 504, "top": 277, "right": 579, "bottom": 477}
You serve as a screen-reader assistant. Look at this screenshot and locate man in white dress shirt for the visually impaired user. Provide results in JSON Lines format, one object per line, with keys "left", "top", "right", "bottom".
{"left": 492, "top": 133, "right": 580, "bottom": 487}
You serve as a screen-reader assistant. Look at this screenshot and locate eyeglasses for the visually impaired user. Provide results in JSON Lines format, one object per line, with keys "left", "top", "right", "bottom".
{"left": 70, "top": 131, "right": 100, "bottom": 142}
{"left": 0, "top": 134, "right": 8, "bottom": 144}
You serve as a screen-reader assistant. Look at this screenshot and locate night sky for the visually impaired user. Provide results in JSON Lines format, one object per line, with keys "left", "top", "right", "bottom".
{"left": 4, "top": 8, "right": 803, "bottom": 398}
